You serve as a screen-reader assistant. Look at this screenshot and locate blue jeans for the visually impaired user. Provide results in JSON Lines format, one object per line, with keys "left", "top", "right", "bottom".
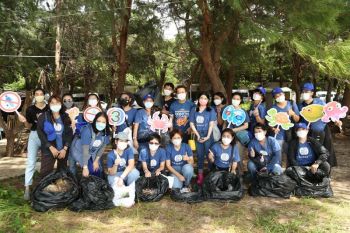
{"left": 247, "top": 160, "right": 282, "bottom": 178}
{"left": 171, "top": 164, "right": 194, "bottom": 189}
{"left": 195, "top": 132, "right": 213, "bottom": 172}
{"left": 24, "top": 131, "right": 41, "bottom": 186}
{"left": 108, "top": 168, "right": 140, "bottom": 186}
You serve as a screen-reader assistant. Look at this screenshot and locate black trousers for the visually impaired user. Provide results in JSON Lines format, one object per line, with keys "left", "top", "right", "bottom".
{"left": 40, "top": 153, "right": 68, "bottom": 179}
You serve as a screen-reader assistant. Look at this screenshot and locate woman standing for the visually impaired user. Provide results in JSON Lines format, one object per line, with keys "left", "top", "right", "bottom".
{"left": 212, "top": 92, "right": 226, "bottom": 131}
{"left": 19, "top": 88, "right": 48, "bottom": 200}
{"left": 189, "top": 92, "right": 216, "bottom": 185}
{"left": 248, "top": 86, "right": 267, "bottom": 135}
{"left": 36, "top": 95, "right": 73, "bottom": 179}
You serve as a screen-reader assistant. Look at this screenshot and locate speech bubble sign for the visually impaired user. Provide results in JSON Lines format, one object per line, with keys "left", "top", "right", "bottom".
{"left": 321, "top": 101, "right": 348, "bottom": 123}
{"left": 0, "top": 91, "right": 22, "bottom": 113}
{"left": 107, "top": 107, "right": 126, "bottom": 126}
{"left": 147, "top": 111, "right": 170, "bottom": 134}
{"left": 265, "top": 108, "right": 294, "bottom": 131}
{"left": 300, "top": 104, "right": 324, "bottom": 123}
{"left": 83, "top": 106, "right": 101, "bottom": 123}
{"left": 222, "top": 106, "right": 246, "bottom": 127}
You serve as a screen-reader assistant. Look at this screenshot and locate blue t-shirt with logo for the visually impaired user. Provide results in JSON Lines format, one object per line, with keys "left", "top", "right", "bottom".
{"left": 117, "top": 107, "right": 138, "bottom": 133}
{"left": 139, "top": 147, "right": 166, "bottom": 172}
{"left": 296, "top": 142, "right": 316, "bottom": 166}
{"left": 170, "top": 100, "right": 195, "bottom": 133}
{"left": 75, "top": 113, "right": 88, "bottom": 136}
{"left": 134, "top": 109, "right": 151, "bottom": 140}
{"left": 189, "top": 107, "right": 217, "bottom": 135}
{"left": 249, "top": 103, "right": 267, "bottom": 133}
{"left": 54, "top": 117, "right": 64, "bottom": 150}
{"left": 165, "top": 143, "right": 193, "bottom": 167}
{"left": 298, "top": 98, "right": 326, "bottom": 132}
{"left": 210, "top": 142, "right": 240, "bottom": 169}
{"left": 81, "top": 124, "right": 110, "bottom": 159}
{"left": 248, "top": 136, "right": 281, "bottom": 166}
{"left": 271, "top": 101, "right": 300, "bottom": 140}
{"left": 106, "top": 147, "right": 134, "bottom": 172}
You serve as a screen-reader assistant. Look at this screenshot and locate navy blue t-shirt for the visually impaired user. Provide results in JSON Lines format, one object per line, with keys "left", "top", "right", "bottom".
{"left": 107, "top": 147, "right": 134, "bottom": 172}
{"left": 116, "top": 107, "right": 138, "bottom": 133}
{"left": 248, "top": 136, "right": 281, "bottom": 166}
{"left": 139, "top": 147, "right": 166, "bottom": 172}
{"left": 210, "top": 142, "right": 240, "bottom": 168}
{"left": 298, "top": 98, "right": 326, "bottom": 132}
{"left": 135, "top": 109, "right": 151, "bottom": 140}
{"left": 166, "top": 143, "right": 193, "bottom": 167}
{"left": 296, "top": 142, "right": 316, "bottom": 166}
{"left": 54, "top": 117, "right": 64, "bottom": 150}
{"left": 189, "top": 107, "right": 217, "bottom": 134}
{"left": 170, "top": 100, "right": 195, "bottom": 132}
{"left": 81, "top": 124, "right": 110, "bottom": 159}
{"left": 249, "top": 103, "right": 267, "bottom": 133}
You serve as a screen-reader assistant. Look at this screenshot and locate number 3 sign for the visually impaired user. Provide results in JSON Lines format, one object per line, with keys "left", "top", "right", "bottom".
{"left": 107, "top": 107, "right": 126, "bottom": 126}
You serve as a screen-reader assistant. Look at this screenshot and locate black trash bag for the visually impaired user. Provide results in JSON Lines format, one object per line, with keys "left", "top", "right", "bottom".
{"left": 170, "top": 188, "right": 203, "bottom": 204}
{"left": 249, "top": 173, "right": 297, "bottom": 198}
{"left": 285, "top": 166, "right": 333, "bottom": 198}
{"left": 203, "top": 171, "right": 244, "bottom": 202}
{"left": 135, "top": 175, "right": 168, "bottom": 202}
{"left": 32, "top": 170, "right": 79, "bottom": 212}
{"left": 70, "top": 176, "right": 114, "bottom": 211}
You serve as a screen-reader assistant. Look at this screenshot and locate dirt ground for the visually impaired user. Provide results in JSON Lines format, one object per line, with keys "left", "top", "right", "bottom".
{"left": 1, "top": 131, "right": 350, "bottom": 233}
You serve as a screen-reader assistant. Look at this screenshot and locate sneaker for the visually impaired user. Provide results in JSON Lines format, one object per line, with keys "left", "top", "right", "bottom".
{"left": 24, "top": 187, "right": 30, "bottom": 201}
{"left": 197, "top": 173, "right": 204, "bottom": 186}
{"left": 180, "top": 187, "right": 190, "bottom": 193}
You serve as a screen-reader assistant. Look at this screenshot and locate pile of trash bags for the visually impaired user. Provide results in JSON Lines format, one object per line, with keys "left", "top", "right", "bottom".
{"left": 170, "top": 188, "right": 204, "bottom": 203}
{"left": 135, "top": 176, "right": 168, "bottom": 202}
{"left": 203, "top": 171, "right": 244, "bottom": 202}
{"left": 285, "top": 166, "right": 333, "bottom": 198}
{"left": 249, "top": 173, "right": 297, "bottom": 198}
{"left": 32, "top": 170, "right": 80, "bottom": 212}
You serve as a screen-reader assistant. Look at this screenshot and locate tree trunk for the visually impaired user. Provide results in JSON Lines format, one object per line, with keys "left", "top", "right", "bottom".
{"left": 292, "top": 53, "right": 303, "bottom": 103}
{"left": 342, "top": 83, "right": 350, "bottom": 111}
{"left": 53, "top": 0, "right": 63, "bottom": 96}
{"left": 326, "top": 76, "right": 333, "bottom": 103}
{"left": 226, "top": 63, "right": 235, "bottom": 105}
{"left": 159, "top": 63, "right": 168, "bottom": 88}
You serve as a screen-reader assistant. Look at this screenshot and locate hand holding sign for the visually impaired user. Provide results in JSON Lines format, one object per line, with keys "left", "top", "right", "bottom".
{"left": 265, "top": 108, "right": 294, "bottom": 138}
{"left": 107, "top": 108, "right": 126, "bottom": 126}
{"left": 147, "top": 111, "right": 170, "bottom": 134}
{"left": 83, "top": 107, "right": 101, "bottom": 123}
{"left": 0, "top": 91, "right": 22, "bottom": 116}
{"left": 222, "top": 106, "right": 246, "bottom": 128}
{"left": 66, "top": 107, "right": 80, "bottom": 121}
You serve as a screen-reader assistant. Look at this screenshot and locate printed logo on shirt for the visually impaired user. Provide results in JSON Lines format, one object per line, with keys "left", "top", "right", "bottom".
{"left": 120, "top": 158, "right": 126, "bottom": 167}
{"left": 54, "top": 123, "right": 63, "bottom": 132}
{"left": 174, "top": 154, "right": 183, "bottom": 162}
{"left": 259, "top": 150, "right": 268, "bottom": 156}
{"left": 125, "top": 114, "right": 129, "bottom": 120}
{"left": 220, "top": 153, "right": 230, "bottom": 161}
{"left": 299, "top": 147, "right": 309, "bottom": 156}
{"left": 196, "top": 115, "right": 205, "bottom": 124}
{"left": 150, "top": 159, "right": 157, "bottom": 167}
{"left": 92, "top": 140, "right": 102, "bottom": 147}
{"left": 175, "top": 110, "right": 189, "bottom": 126}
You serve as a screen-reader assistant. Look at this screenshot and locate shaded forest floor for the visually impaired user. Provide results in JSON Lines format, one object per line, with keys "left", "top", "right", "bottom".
{"left": 1, "top": 129, "right": 350, "bottom": 232}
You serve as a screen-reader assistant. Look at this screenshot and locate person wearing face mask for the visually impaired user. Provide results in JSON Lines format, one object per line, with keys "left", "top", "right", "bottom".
{"left": 115, "top": 92, "right": 137, "bottom": 132}
{"left": 248, "top": 124, "right": 282, "bottom": 179}
{"left": 287, "top": 123, "right": 330, "bottom": 180}
{"left": 133, "top": 94, "right": 156, "bottom": 151}
{"left": 208, "top": 128, "right": 240, "bottom": 174}
{"left": 161, "top": 82, "right": 175, "bottom": 114}
{"left": 169, "top": 85, "right": 196, "bottom": 143}
{"left": 212, "top": 92, "right": 226, "bottom": 131}
{"left": 298, "top": 82, "right": 339, "bottom": 167}
{"left": 223, "top": 92, "right": 250, "bottom": 159}
{"left": 18, "top": 88, "right": 49, "bottom": 200}
{"left": 138, "top": 133, "right": 166, "bottom": 177}
{"left": 69, "top": 112, "right": 110, "bottom": 177}
{"left": 189, "top": 92, "right": 217, "bottom": 185}
{"left": 271, "top": 87, "right": 300, "bottom": 160}
{"left": 107, "top": 132, "right": 140, "bottom": 186}
{"left": 166, "top": 129, "right": 194, "bottom": 191}
{"left": 36, "top": 95, "right": 73, "bottom": 179}
{"left": 249, "top": 86, "right": 267, "bottom": 134}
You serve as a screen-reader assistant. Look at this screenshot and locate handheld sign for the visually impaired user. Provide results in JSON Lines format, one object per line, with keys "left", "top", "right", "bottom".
{"left": 265, "top": 108, "right": 294, "bottom": 137}
{"left": 107, "top": 107, "right": 126, "bottom": 126}
{"left": 321, "top": 101, "right": 348, "bottom": 123}
{"left": 222, "top": 106, "right": 246, "bottom": 128}
{"left": 0, "top": 91, "right": 22, "bottom": 114}
{"left": 300, "top": 104, "right": 324, "bottom": 129}
{"left": 147, "top": 111, "right": 170, "bottom": 134}
{"left": 83, "top": 107, "right": 101, "bottom": 123}
{"left": 66, "top": 107, "right": 80, "bottom": 121}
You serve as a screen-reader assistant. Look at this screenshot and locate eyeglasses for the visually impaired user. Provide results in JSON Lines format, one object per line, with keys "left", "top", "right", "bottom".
{"left": 149, "top": 142, "right": 160, "bottom": 145}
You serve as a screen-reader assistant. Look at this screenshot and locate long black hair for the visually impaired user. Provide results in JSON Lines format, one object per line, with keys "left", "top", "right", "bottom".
{"left": 221, "top": 128, "right": 237, "bottom": 146}
{"left": 91, "top": 111, "right": 110, "bottom": 136}
{"left": 196, "top": 92, "right": 212, "bottom": 112}
{"left": 47, "top": 95, "right": 71, "bottom": 125}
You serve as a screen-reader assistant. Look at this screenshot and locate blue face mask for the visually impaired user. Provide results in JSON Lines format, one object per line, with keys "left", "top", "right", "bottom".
{"left": 96, "top": 122, "right": 106, "bottom": 131}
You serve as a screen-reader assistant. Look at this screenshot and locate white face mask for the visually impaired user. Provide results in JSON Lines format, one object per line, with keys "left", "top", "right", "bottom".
{"left": 144, "top": 101, "right": 154, "bottom": 109}
{"left": 301, "top": 93, "right": 311, "bottom": 101}
{"left": 214, "top": 99, "right": 222, "bottom": 106}
{"left": 222, "top": 137, "right": 232, "bottom": 146}
{"left": 255, "top": 132, "right": 266, "bottom": 141}
{"left": 149, "top": 143, "right": 159, "bottom": 151}
{"left": 35, "top": 95, "right": 45, "bottom": 103}
{"left": 172, "top": 139, "right": 182, "bottom": 146}
{"left": 253, "top": 93, "right": 262, "bottom": 101}
{"left": 297, "top": 130, "right": 308, "bottom": 138}
{"left": 50, "top": 104, "right": 61, "bottom": 113}
{"left": 275, "top": 95, "right": 285, "bottom": 103}
{"left": 117, "top": 141, "right": 128, "bottom": 150}
{"left": 232, "top": 99, "right": 240, "bottom": 107}
{"left": 88, "top": 99, "right": 98, "bottom": 107}
{"left": 177, "top": 93, "right": 186, "bottom": 101}
{"left": 164, "top": 90, "right": 172, "bottom": 96}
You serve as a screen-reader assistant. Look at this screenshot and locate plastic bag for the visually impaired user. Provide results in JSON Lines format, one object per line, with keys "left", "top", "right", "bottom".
{"left": 112, "top": 178, "right": 135, "bottom": 208}
{"left": 212, "top": 122, "right": 221, "bottom": 142}
{"left": 70, "top": 176, "right": 115, "bottom": 211}
{"left": 170, "top": 188, "right": 203, "bottom": 203}
{"left": 286, "top": 166, "right": 333, "bottom": 198}
{"left": 32, "top": 170, "right": 80, "bottom": 212}
{"left": 135, "top": 176, "right": 168, "bottom": 202}
{"left": 249, "top": 173, "right": 297, "bottom": 198}
{"left": 203, "top": 171, "right": 244, "bottom": 202}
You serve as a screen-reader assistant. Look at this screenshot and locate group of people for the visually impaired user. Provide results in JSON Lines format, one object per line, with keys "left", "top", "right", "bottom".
{"left": 18, "top": 82, "right": 338, "bottom": 200}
